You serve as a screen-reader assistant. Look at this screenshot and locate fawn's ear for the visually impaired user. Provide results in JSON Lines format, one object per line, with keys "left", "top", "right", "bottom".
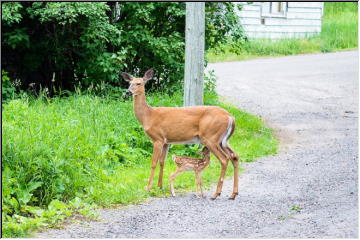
{"left": 143, "top": 69, "right": 154, "bottom": 82}
{"left": 120, "top": 72, "right": 133, "bottom": 82}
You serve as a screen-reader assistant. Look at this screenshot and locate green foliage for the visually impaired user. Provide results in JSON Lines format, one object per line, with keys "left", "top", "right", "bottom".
{"left": 204, "top": 70, "right": 217, "bottom": 93}
{"left": 2, "top": 2, "right": 245, "bottom": 94}
{"left": 2, "top": 2, "right": 23, "bottom": 25}
{"left": 28, "top": 2, "right": 110, "bottom": 25}
{"left": 207, "top": 38, "right": 321, "bottom": 62}
{"left": 2, "top": 90, "right": 278, "bottom": 237}
{"left": 2, "top": 195, "right": 97, "bottom": 238}
{"left": 206, "top": 3, "right": 246, "bottom": 54}
{"left": 290, "top": 205, "right": 302, "bottom": 212}
{"left": 111, "top": 2, "right": 186, "bottom": 91}
{"left": 2, "top": 70, "right": 17, "bottom": 102}
{"left": 2, "top": 28, "right": 29, "bottom": 49}
{"left": 207, "top": 2, "right": 358, "bottom": 63}
{"left": 321, "top": 2, "right": 358, "bottom": 51}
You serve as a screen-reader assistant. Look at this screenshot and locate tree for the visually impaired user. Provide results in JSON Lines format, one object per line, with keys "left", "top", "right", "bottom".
{"left": 1, "top": 2, "right": 245, "bottom": 95}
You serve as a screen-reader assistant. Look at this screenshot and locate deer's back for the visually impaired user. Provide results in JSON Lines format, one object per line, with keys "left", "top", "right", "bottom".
{"left": 144, "top": 106, "right": 231, "bottom": 143}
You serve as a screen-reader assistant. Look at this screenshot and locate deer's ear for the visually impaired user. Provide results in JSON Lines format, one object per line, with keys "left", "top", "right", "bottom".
{"left": 143, "top": 69, "right": 154, "bottom": 82}
{"left": 120, "top": 72, "right": 133, "bottom": 82}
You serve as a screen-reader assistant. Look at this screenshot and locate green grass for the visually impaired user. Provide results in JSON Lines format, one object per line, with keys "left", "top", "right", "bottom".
{"left": 321, "top": 2, "right": 358, "bottom": 51}
{"left": 2, "top": 90, "right": 278, "bottom": 237}
{"left": 207, "top": 2, "right": 358, "bottom": 63}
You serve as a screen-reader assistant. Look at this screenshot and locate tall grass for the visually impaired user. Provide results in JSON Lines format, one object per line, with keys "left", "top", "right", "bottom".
{"left": 2, "top": 90, "right": 278, "bottom": 237}
{"left": 321, "top": 2, "right": 358, "bottom": 51}
{"left": 207, "top": 2, "right": 358, "bottom": 63}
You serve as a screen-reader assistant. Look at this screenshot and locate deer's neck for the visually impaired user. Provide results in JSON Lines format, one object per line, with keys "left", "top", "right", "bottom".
{"left": 133, "top": 93, "right": 152, "bottom": 126}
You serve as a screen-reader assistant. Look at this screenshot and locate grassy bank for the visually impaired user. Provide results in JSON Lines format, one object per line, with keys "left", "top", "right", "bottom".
{"left": 207, "top": 2, "right": 358, "bottom": 63}
{"left": 2, "top": 91, "right": 278, "bottom": 237}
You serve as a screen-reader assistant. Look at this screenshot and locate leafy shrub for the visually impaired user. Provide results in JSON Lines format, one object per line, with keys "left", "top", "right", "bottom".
{"left": 204, "top": 70, "right": 217, "bottom": 93}
{"left": 2, "top": 70, "right": 17, "bottom": 102}
{"left": 1, "top": 2, "right": 245, "bottom": 94}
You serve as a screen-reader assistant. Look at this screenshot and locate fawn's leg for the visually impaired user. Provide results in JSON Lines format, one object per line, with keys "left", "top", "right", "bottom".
{"left": 147, "top": 141, "right": 164, "bottom": 191}
{"left": 157, "top": 144, "right": 169, "bottom": 188}
{"left": 194, "top": 171, "right": 199, "bottom": 196}
{"left": 169, "top": 168, "right": 183, "bottom": 197}
{"left": 195, "top": 171, "right": 203, "bottom": 197}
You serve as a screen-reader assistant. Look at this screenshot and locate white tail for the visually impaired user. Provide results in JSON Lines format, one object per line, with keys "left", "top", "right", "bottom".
{"left": 121, "top": 69, "right": 239, "bottom": 200}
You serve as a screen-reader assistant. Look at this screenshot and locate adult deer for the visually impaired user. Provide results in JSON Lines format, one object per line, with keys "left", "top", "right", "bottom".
{"left": 121, "top": 69, "right": 239, "bottom": 199}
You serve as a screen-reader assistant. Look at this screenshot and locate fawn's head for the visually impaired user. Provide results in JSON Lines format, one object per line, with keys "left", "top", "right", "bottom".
{"left": 196, "top": 147, "right": 210, "bottom": 156}
{"left": 121, "top": 69, "right": 154, "bottom": 96}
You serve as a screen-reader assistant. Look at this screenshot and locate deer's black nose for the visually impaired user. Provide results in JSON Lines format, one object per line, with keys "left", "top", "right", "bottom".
{"left": 125, "top": 89, "right": 132, "bottom": 95}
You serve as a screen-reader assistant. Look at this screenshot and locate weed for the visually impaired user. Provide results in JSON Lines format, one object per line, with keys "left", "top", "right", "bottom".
{"left": 290, "top": 205, "right": 302, "bottom": 212}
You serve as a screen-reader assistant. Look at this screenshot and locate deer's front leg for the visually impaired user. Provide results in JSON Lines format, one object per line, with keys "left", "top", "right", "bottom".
{"left": 147, "top": 142, "right": 164, "bottom": 191}
{"left": 157, "top": 144, "right": 169, "bottom": 188}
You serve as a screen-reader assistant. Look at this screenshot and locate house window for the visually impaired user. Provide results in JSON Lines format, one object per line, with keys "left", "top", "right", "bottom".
{"left": 261, "top": 2, "right": 287, "bottom": 18}
{"left": 271, "top": 2, "right": 283, "bottom": 14}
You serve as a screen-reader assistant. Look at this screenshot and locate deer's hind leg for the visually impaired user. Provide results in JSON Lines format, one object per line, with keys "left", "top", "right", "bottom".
{"left": 200, "top": 117, "right": 235, "bottom": 199}
{"left": 201, "top": 139, "right": 229, "bottom": 200}
{"left": 220, "top": 117, "right": 240, "bottom": 200}
{"left": 228, "top": 150, "right": 239, "bottom": 200}
{"left": 221, "top": 142, "right": 239, "bottom": 200}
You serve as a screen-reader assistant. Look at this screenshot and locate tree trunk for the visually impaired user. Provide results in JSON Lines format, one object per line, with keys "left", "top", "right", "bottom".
{"left": 184, "top": 2, "right": 205, "bottom": 106}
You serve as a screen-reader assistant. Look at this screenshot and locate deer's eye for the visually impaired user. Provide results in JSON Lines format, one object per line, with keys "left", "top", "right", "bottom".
{"left": 136, "top": 83, "right": 141, "bottom": 86}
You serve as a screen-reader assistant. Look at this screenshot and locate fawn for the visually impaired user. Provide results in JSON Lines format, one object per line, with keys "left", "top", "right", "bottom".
{"left": 170, "top": 147, "right": 211, "bottom": 197}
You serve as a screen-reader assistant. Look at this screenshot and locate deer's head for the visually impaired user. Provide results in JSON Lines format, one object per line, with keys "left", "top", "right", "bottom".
{"left": 120, "top": 69, "right": 154, "bottom": 96}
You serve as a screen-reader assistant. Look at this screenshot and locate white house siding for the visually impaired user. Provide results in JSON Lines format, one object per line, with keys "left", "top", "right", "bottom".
{"left": 237, "top": 2, "right": 324, "bottom": 39}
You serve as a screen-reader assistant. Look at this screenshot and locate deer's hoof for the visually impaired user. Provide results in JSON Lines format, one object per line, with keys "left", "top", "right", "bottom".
{"left": 228, "top": 193, "right": 238, "bottom": 200}
{"left": 210, "top": 193, "right": 221, "bottom": 200}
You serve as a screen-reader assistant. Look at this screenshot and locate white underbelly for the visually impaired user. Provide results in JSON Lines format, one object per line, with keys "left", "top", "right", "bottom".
{"left": 168, "top": 136, "right": 201, "bottom": 145}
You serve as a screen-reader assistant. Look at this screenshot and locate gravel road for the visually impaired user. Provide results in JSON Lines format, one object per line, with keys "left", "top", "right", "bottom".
{"left": 36, "top": 51, "right": 358, "bottom": 238}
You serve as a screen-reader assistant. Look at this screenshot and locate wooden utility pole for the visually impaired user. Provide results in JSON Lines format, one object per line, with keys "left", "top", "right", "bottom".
{"left": 184, "top": 2, "right": 205, "bottom": 106}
